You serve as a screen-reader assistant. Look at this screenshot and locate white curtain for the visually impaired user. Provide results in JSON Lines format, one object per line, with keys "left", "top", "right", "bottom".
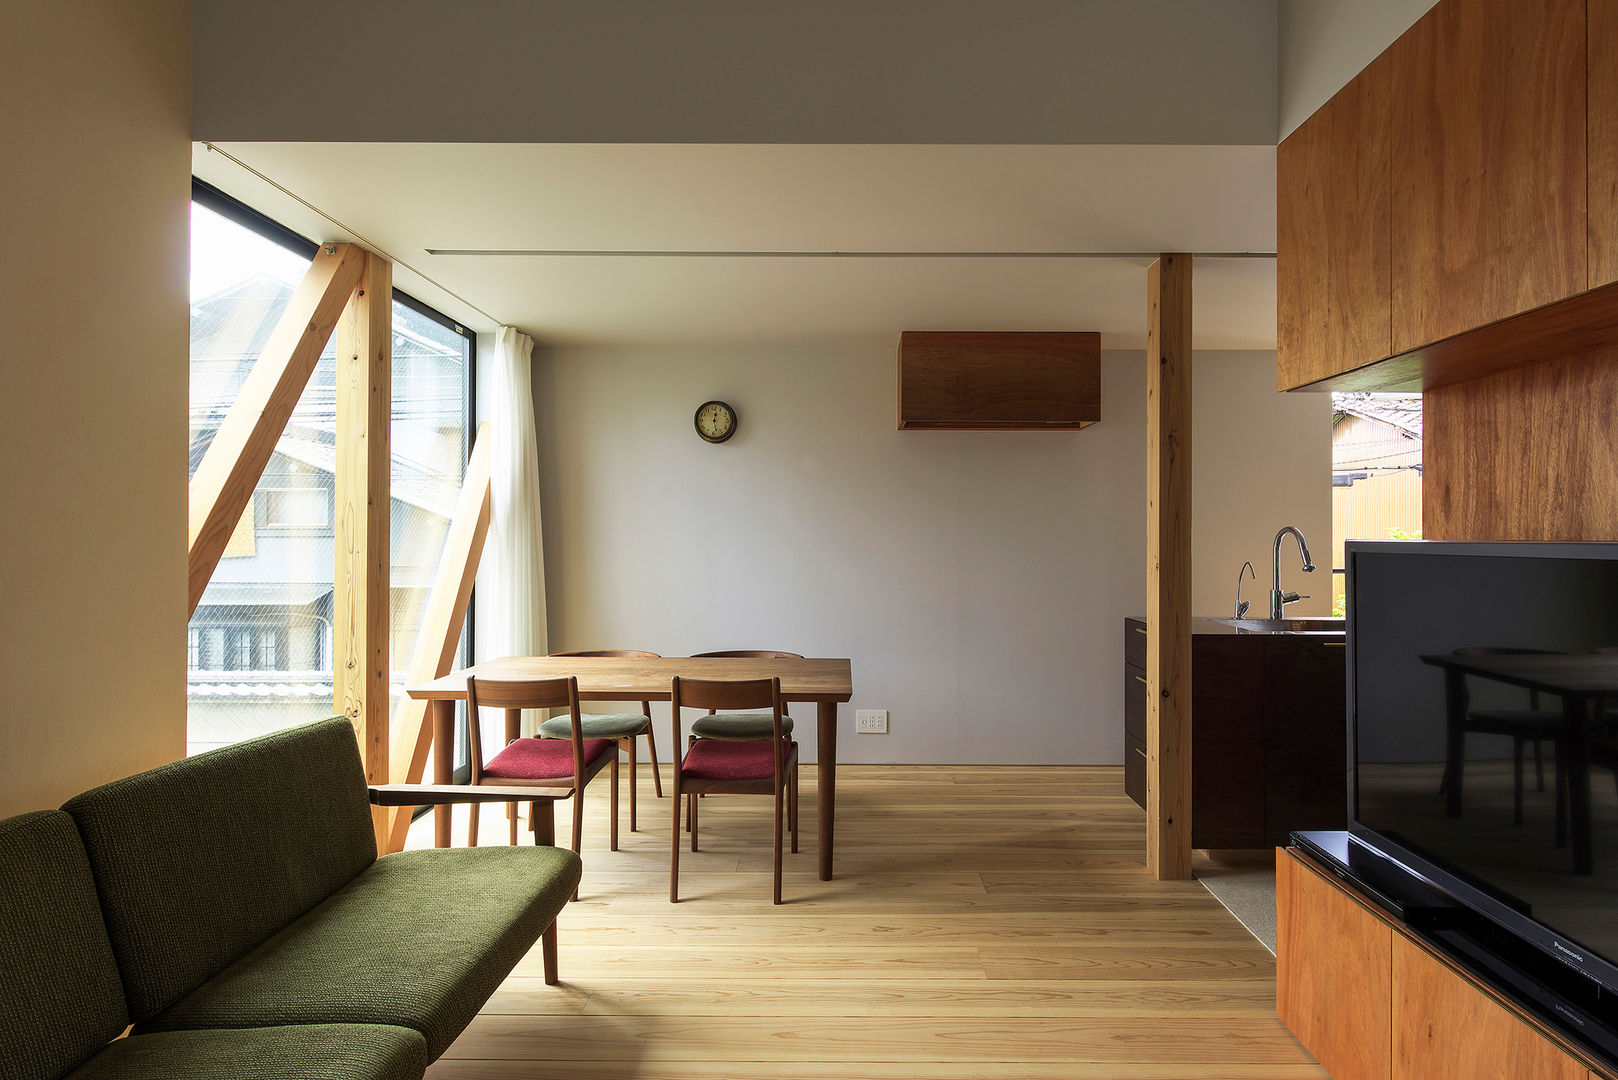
{"left": 485, "top": 326, "right": 548, "bottom": 733}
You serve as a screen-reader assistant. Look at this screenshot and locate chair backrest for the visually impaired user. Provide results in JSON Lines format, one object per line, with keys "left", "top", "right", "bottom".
{"left": 550, "top": 649, "right": 662, "bottom": 658}
{"left": 467, "top": 675, "right": 582, "bottom": 784}
{"left": 0, "top": 810, "right": 130, "bottom": 1080}
{"left": 691, "top": 650, "right": 804, "bottom": 659}
{"left": 61, "top": 717, "right": 377, "bottom": 1023}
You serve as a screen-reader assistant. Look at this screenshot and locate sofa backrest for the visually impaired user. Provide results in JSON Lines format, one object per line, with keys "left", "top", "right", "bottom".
{"left": 62, "top": 717, "right": 378, "bottom": 1022}
{"left": 0, "top": 810, "right": 130, "bottom": 1080}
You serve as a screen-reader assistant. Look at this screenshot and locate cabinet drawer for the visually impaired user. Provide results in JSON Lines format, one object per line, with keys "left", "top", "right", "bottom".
{"left": 1123, "top": 663, "right": 1147, "bottom": 742}
{"left": 1124, "top": 733, "right": 1146, "bottom": 809}
{"left": 1124, "top": 618, "right": 1147, "bottom": 669}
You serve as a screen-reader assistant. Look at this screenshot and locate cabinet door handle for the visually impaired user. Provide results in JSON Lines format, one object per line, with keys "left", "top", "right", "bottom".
{"left": 1134, "top": 626, "right": 1147, "bottom": 635}
{"left": 1323, "top": 642, "right": 1346, "bottom": 648}
{"left": 1133, "top": 674, "right": 1146, "bottom": 685}
{"left": 1134, "top": 746, "right": 1147, "bottom": 758}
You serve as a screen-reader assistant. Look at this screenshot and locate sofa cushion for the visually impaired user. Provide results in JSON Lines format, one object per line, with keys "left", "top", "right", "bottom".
{"left": 66, "top": 1024, "right": 426, "bottom": 1080}
{"left": 139, "top": 845, "right": 582, "bottom": 1061}
{"left": 62, "top": 718, "right": 378, "bottom": 1022}
{"left": 0, "top": 810, "right": 129, "bottom": 1080}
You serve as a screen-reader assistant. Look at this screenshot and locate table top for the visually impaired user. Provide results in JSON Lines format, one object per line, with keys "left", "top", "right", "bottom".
{"left": 409, "top": 655, "right": 854, "bottom": 702}
{"left": 1420, "top": 652, "right": 1618, "bottom": 697}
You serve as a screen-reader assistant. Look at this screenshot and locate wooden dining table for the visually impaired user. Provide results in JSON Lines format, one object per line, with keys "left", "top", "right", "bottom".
{"left": 407, "top": 655, "right": 854, "bottom": 879}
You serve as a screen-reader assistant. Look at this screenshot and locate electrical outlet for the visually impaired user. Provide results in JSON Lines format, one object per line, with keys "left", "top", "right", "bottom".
{"left": 855, "top": 709, "right": 889, "bottom": 734}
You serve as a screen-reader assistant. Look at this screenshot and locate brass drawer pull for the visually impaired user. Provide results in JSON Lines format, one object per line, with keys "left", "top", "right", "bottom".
{"left": 1133, "top": 674, "right": 1146, "bottom": 685}
{"left": 1134, "top": 626, "right": 1147, "bottom": 635}
{"left": 1134, "top": 746, "right": 1147, "bottom": 758}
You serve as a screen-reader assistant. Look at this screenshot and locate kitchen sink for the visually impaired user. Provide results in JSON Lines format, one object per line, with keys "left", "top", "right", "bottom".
{"left": 1213, "top": 616, "right": 1346, "bottom": 635}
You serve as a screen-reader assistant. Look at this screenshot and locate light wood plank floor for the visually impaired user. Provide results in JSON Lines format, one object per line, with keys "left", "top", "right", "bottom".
{"left": 406, "top": 765, "right": 1325, "bottom": 1079}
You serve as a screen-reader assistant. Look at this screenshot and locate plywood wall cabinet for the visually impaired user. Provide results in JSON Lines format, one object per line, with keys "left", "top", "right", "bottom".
{"left": 1276, "top": 51, "right": 1391, "bottom": 392}
{"left": 1391, "top": 934, "right": 1585, "bottom": 1080}
{"left": 1276, "top": 848, "right": 1393, "bottom": 1080}
{"left": 1591, "top": 0, "right": 1618, "bottom": 288}
{"left": 1389, "top": 0, "right": 1586, "bottom": 355}
{"left": 896, "top": 332, "right": 1099, "bottom": 429}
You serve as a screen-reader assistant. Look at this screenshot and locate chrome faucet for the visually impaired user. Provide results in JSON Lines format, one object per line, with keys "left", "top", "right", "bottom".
{"left": 1234, "top": 561, "right": 1256, "bottom": 619}
{"left": 1270, "top": 526, "right": 1316, "bottom": 620}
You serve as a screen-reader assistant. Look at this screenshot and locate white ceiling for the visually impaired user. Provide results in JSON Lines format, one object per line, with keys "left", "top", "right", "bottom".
{"left": 196, "top": 142, "right": 1277, "bottom": 350}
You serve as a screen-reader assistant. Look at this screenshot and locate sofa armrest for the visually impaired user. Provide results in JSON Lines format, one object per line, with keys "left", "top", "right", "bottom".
{"left": 367, "top": 784, "right": 565, "bottom": 807}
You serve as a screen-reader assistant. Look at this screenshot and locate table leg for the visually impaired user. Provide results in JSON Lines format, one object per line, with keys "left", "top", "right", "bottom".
{"left": 431, "top": 699, "right": 455, "bottom": 848}
{"left": 818, "top": 701, "right": 838, "bottom": 880}
{"left": 1566, "top": 698, "right": 1594, "bottom": 875}
{"left": 1443, "top": 669, "right": 1468, "bottom": 818}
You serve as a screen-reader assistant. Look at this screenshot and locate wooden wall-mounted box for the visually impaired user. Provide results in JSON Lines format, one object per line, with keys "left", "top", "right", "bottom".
{"left": 897, "top": 331, "right": 1101, "bottom": 430}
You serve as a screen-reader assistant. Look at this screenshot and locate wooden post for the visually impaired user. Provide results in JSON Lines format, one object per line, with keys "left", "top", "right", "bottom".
{"left": 187, "top": 243, "right": 365, "bottom": 616}
{"left": 1146, "top": 253, "right": 1193, "bottom": 881}
{"left": 333, "top": 252, "right": 392, "bottom": 848}
{"left": 383, "top": 424, "right": 493, "bottom": 853}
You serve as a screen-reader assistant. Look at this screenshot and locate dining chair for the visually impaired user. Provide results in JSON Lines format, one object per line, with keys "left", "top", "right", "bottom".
{"left": 466, "top": 675, "right": 620, "bottom": 895}
{"left": 669, "top": 676, "right": 798, "bottom": 905}
{"left": 541, "top": 650, "right": 664, "bottom": 833}
{"left": 1442, "top": 646, "right": 1566, "bottom": 826}
{"left": 684, "top": 651, "right": 803, "bottom": 833}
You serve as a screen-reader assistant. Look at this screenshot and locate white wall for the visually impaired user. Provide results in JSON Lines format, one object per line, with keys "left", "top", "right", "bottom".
{"left": 193, "top": 0, "right": 1277, "bottom": 146}
{"left": 533, "top": 346, "right": 1329, "bottom": 766}
{"left": 1279, "top": 0, "right": 1440, "bottom": 138}
{"left": 0, "top": 1, "right": 192, "bottom": 816}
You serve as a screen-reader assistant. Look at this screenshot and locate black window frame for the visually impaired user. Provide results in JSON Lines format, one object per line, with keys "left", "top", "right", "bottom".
{"left": 190, "top": 177, "right": 477, "bottom": 781}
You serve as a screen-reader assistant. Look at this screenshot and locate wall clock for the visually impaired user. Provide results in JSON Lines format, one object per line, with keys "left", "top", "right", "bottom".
{"left": 694, "top": 400, "right": 738, "bottom": 443}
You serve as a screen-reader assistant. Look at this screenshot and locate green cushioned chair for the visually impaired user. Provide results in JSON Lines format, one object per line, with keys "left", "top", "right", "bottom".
{"left": 687, "top": 651, "right": 803, "bottom": 741}
{"left": 542, "top": 650, "right": 665, "bottom": 832}
{"left": 59, "top": 717, "right": 582, "bottom": 1065}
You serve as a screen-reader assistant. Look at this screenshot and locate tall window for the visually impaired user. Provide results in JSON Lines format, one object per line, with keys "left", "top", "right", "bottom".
{"left": 188, "top": 183, "right": 472, "bottom": 757}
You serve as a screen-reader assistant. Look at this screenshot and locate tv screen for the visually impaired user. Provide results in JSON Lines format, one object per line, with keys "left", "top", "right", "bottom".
{"left": 1349, "top": 541, "right": 1618, "bottom": 988}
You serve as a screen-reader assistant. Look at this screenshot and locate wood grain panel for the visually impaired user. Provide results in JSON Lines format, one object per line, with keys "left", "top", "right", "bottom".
{"left": 1593, "top": 0, "right": 1618, "bottom": 288}
{"left": 897, "top": 332, "right": 1100, "bottom": 429}
{"left": 1276, "top": 50, "right": 1391, "bottom": 391}
{"left": 333, "top": 252, "right": 392, "bottom": 847}
{"left": 1276, "top": 848, "right": 1392, "bottom": 1080}
{"left": 1423, "top": 350, "right": 1618, "bottom": 541}
{"left": 1285, "top": 278, "right": 1618, "bottom": 393}
{"left": 1390, "top": 0, "right": 1587, "bottom": 354}
{"left": 1391, "top": 934, "right": 1584, "bottom": 1080}
{"left": 1145, "top": 254, "right": 1192, "bottom": 881}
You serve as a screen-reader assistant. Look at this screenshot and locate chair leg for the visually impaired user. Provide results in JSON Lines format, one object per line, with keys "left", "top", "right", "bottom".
{"left": 773, "top": 779, "right": 785, "bottom": 905}
{"left": 468, "top": 803, "right": 480, "bottom": 847}
{"left": 1534, "top": 739, "right": 1546, "bottom": 791}
{"left": 670, "top": 771, "right": 682, "bottom": 903}
{"left": 789, "top": 763, "right": 799, "bottom": 854}
{"left": 541, "top": 919, "right": 559, "bottom": 985}
{"left": 690, "top": 790, "right": 699, "bottom": 852}
{"left": 533, "top": 801, "right": 554, "bottom": 846}
{"left": 685, "top": 736, "right": 696, "bottom": 831}
{"left": 627, "top": 736, "right": 638, "bottom": 832}
{"left": 645, "top": 724, "right": 664, "bottom": 797}
{"left": 509, "top": 801, "right": 519, "bottom": 846}
{"left": 1513, "top": 738, "right": 1525, "bottom": 826}
{"left": 610, "top": 756, "right": 620, "bottom": 852}
{"left": 569, "top": 794, "right": 584, "bottom": 902}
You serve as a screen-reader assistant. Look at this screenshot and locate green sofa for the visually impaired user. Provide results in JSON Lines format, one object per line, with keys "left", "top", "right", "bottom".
{"left": 0, "top": 717, "right": 583, "bottom": 1080}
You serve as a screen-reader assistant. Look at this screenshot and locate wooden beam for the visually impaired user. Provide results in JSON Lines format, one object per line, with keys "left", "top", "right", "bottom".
{"left": 1145, "top": 253, "right": 1193, "bottom": 881}
{"left": 383, "top": 422, "right": 493, "bottom": 853}
{"left": 333, "top": 252, "right": 392, "bottom": 848}
{"left": 187, "top": 243, "right": 366, "bottom": 616}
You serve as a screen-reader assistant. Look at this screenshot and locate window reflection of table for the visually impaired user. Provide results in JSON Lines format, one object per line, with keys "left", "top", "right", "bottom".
{"left": 408, "top": 655, "right": 854, "bottom": 880}
{"left": 1421, "top": 652, "right": 1618, "bottom": 875}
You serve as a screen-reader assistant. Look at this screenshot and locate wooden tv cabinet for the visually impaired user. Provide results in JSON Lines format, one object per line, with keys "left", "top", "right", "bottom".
{"left": 1277, "top": 846, "right": 1617, "bottom": 1079}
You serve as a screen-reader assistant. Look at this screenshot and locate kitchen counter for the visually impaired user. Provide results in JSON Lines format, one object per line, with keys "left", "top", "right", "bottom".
{"left": 1124, "top": 616, "right": 1347, "bottom": 848}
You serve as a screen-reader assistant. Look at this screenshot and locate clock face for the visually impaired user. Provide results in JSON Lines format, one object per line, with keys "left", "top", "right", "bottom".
{"left": 695, "top": 400, "right": 737, "bottom": 443}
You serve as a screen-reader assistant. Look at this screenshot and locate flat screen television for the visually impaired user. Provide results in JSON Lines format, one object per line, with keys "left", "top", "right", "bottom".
{"left": 1347, "top": 540, "right": 1618, "bottom": 1006}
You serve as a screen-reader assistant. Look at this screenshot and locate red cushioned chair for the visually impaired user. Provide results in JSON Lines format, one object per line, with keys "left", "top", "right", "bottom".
{"left": 669, "top": 676, "right": 799, "bottom": 905}
{"left": 466, "top": 676, "right": 619, "bottom": 898}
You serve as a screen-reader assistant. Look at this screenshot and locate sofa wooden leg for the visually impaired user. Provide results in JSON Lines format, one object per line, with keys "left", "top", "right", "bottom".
{"left": 542, "top": 920, "right": 559, "bottom": 985}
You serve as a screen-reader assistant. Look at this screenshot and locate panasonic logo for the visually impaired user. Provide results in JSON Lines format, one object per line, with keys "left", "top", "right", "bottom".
{"left": 1553, "top": 941, "right": 1586, "bottom": 963}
